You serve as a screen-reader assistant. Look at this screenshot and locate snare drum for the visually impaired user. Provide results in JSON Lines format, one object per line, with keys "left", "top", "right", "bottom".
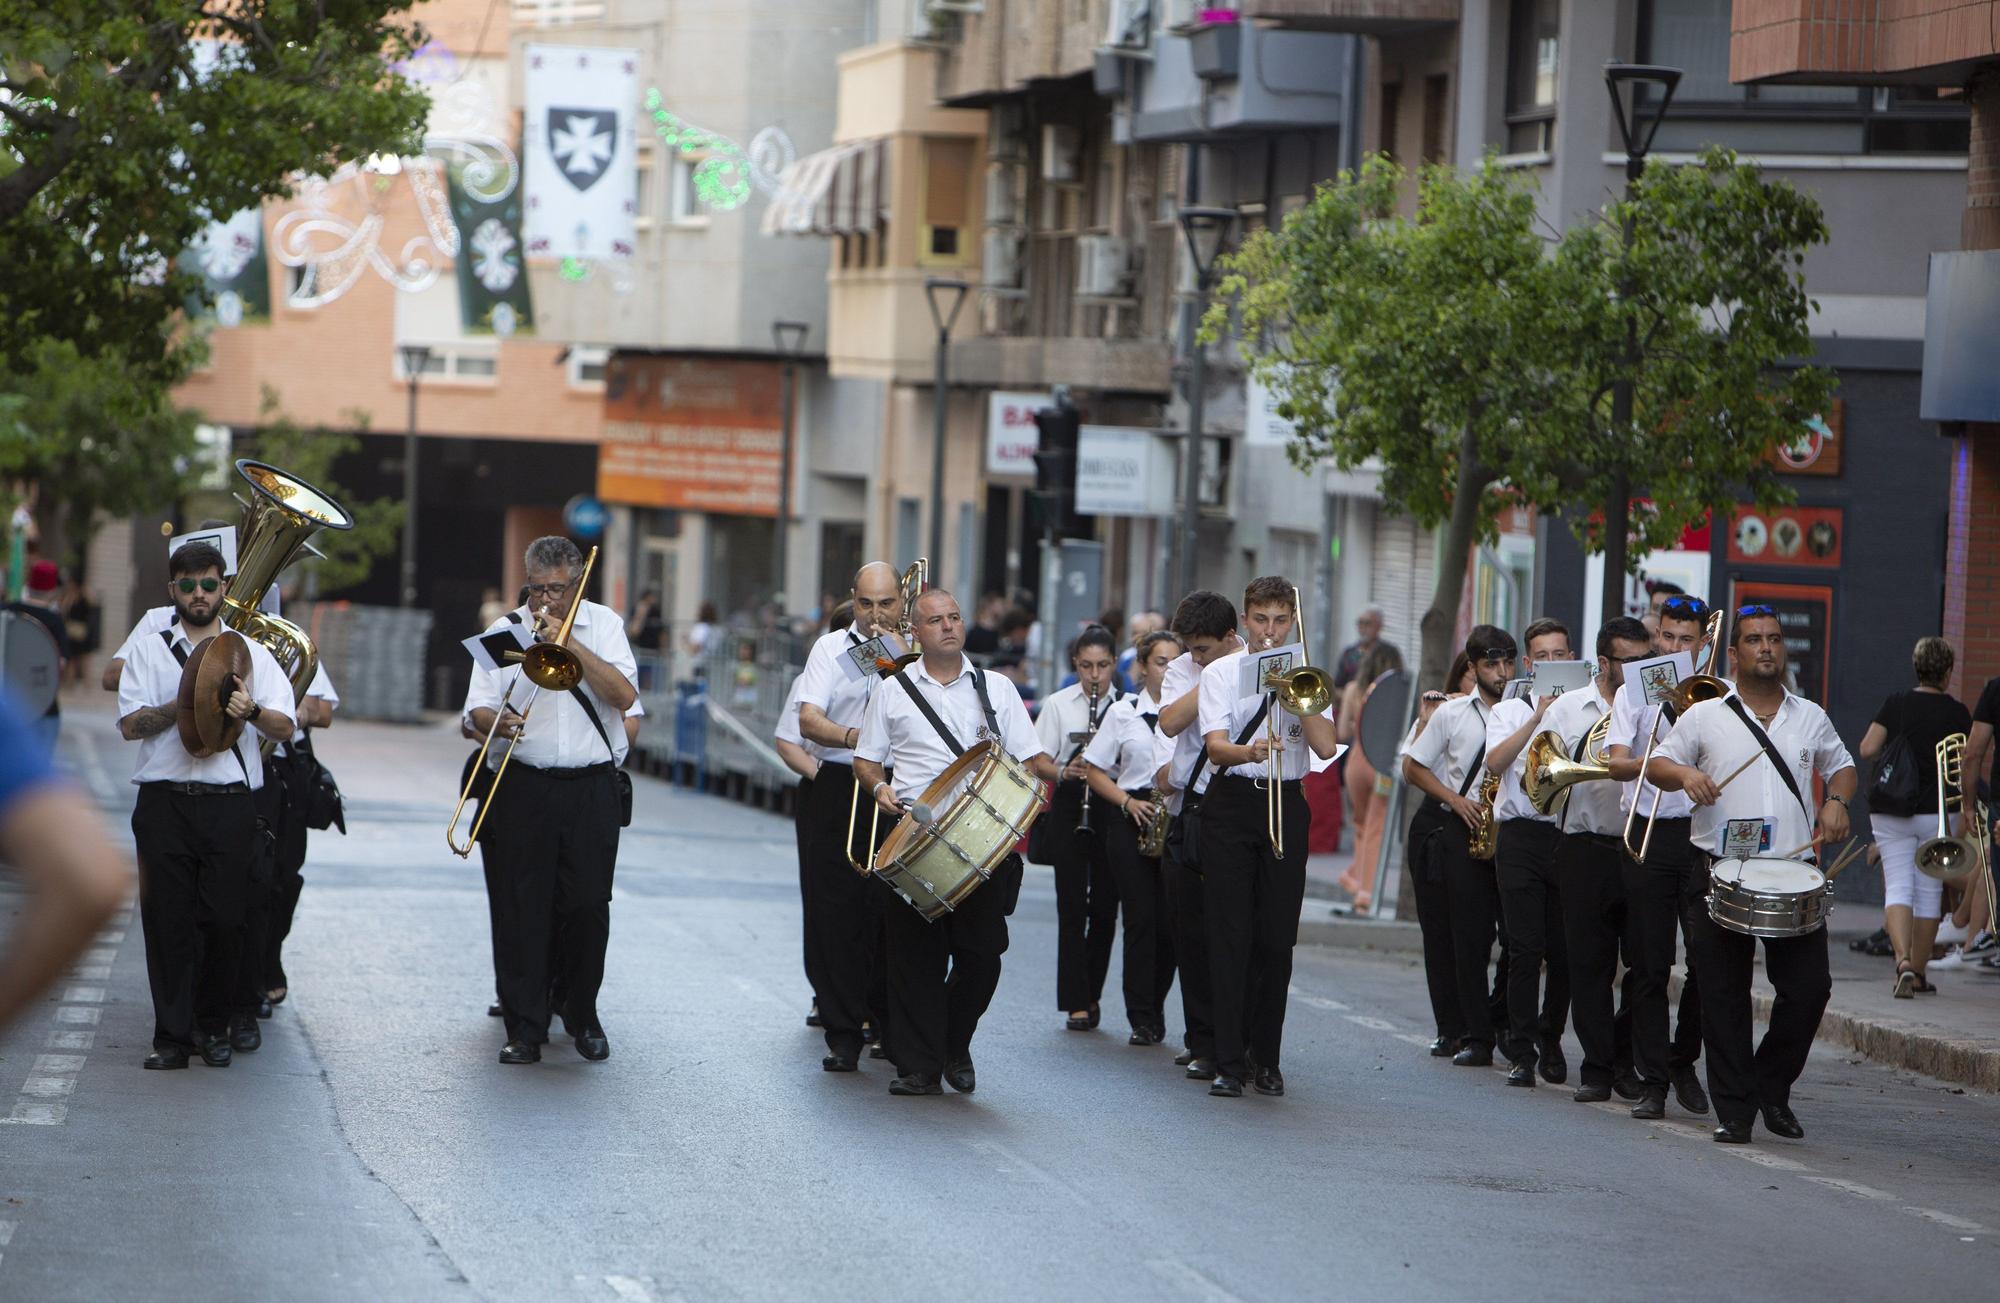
{"left": 1707, "top": 856, "right": 1831, "bottom": 938}
{"left": 873, "top": 742, "right": 1046, "bottom": 921}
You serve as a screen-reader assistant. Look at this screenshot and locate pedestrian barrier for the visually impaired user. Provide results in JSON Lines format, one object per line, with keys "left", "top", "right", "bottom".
{"left": 292, "top": 602, "right": 432, "bottom": 723}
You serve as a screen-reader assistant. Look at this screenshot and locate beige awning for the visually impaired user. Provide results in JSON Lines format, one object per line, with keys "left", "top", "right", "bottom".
{"left": 761, "top": 139, "right": 889, "bottom": 237}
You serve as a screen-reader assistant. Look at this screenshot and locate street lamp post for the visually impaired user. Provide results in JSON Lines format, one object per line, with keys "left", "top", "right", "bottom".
{"left": 1601, "top": 63, "right": 1682, "bottom": 624}
{"left": 770, "top": 320, "right": 810, "bottom": 610}
{"left": 397, "top": 344, "right": 433, "bottom": 609}
{"left": 923, "top": 278, "right": 970, "bottom": 574}
{"left": 1175, "top": 206, "right": 1237, "bottom": 599}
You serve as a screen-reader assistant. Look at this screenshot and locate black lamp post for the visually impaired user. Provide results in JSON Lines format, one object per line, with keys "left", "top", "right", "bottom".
{"left": 397, "top": 344, "right": 433, "bottom": 609}
{"left": 771, "top": 319, "right": 810, "bottom": 609}
{"left": 1600, "top": 62, "right": 1681, "bottom": 624}
{"left": 1175, "top": 205, "right": 1237, "bottom": 598}
{"left": 923, "top": 278, "right": 970, "bottom": 572}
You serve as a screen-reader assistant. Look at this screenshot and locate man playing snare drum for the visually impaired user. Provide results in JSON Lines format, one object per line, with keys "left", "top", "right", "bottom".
{"left": 1646, "top": 605, "right": 1855, "bottom": 1146}
{"left": 852, "top": 589, "right": 1059, "bottom": 1097}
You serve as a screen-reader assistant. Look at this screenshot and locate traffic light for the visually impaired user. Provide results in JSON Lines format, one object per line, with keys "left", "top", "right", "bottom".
{"left": 1031, "top": 400, "right": 1081, "bottom": 537}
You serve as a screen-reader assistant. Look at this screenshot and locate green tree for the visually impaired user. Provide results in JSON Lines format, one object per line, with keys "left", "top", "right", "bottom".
{"left": 0, "top": 3, "right": 430, "bottom": 394}
{"left": 243, "top": 389, "right": 399, "bottom": 599}
{"left": 1209, "top": 150, "right": 1832, "bottom": 688}
{"left": 0, "top": 336, "right": 203, "bottom": 573}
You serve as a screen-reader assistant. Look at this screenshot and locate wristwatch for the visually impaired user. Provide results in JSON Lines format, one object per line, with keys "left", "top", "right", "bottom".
{"left": 247, "top": 702, "right": 263, "bottom": 724}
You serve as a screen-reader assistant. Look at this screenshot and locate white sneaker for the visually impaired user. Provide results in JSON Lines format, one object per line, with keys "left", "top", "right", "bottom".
{"left": 1934, "top": 946, "right": 1972, "bottom": 969}
{"left": 1938, "top": 918, "right": 1969, "bottom": 946}
{"left": 1967, "top": 931, "right": 1997, "bottom": 956}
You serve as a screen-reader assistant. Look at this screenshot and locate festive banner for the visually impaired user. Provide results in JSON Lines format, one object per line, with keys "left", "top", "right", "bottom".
{"left": 522, "top": 44, "right": 639, "bottom": 262}
{"left": 447, "top": 151, "right": 535, "bottom": 337}
{"left": 180, "top": 208, "right": 271, "bottom": 326}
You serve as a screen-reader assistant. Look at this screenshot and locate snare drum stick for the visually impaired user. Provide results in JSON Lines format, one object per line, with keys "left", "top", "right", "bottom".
{"left": 1714, "top": 752, "right": 1762, "bottom": 793}
{"left": 1777, "top": 835, "right": 1820, "bottom": 861}
{"left": 1823, "top": 838, "right": 1868, "bottom": 881}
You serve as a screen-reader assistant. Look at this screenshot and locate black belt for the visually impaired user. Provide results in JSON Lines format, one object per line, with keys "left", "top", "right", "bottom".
{"left": 1212, "top": 774, "right": 1301, "bottom": 789}
{"left": 141, "top": 780, "right": 250, "bottom": 797}
{"left": 517, "top": 761, "right": 615, "bottom": 780}
{"left": 1569, "top": 830, "right": 1624, "bottom": 845}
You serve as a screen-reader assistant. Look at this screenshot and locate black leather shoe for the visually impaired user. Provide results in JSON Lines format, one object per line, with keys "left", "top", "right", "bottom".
{"left": 867, "top": 1043, "right": 887, "bottom": 1060}
{"left": 1173, "top": 1047, "right": 1196, "bottom": 1067}
{"left": 1428, "top": 1036, "right": 1461, "bottom": 1058}
{"left": 1761, "top": 1103, "right": 1804, "bottom": 1139}
{"left": 821, "top": 1052, "right": 858, "bottom": 1072}
{"left": 487, "top": 1001, "right": 503, "bottom": 1018}
{"left": 1252, "top": 1067, "right": 1285, "bottom": 1097}
{"left": 888, "top": 1073, "right": 942, "bottom": 1096}
{"left": 256, "top": 998, "right": 274, "bottom": 1021}
{"left": 1612, "top": 1069, "right": 1644, "bottom": 1101}
{"left": 498, "top": 1040, "right": 540, "bottom": 1065}
{"left": 1128, "top": 1026, "right": 1164, "bottom": 1046}
{"left": 1452, "top": 1045, "right": 1494, "bottom": 1067}
{"left": 1209, "top": 1074, "right": 1245, "bottom": 1098}
{"left": 1713, "top": 1119, "right": 1754, "bottom": 1144}
{"left": 1185, "top": 1056, "right": 1216, "bottom": 1080}
{"left": 1673, "top": 1068, "right": 1711, "bottom": 1115}
{"left": 229, "top": 1018, "right": 261, "bottom": 1053}
{"left": 574, "top": 1029, "right": 610, "bottom": 1062}
{"left": 1065, "top": 1003, "right": 1101, "bottom": 1031}
{"left": 1537, "top": 1043, "right": 1568, "bottom": 1085}
{"left": 944, "top": 1059, "right": 976, "bottom": 1093}
{"left": 1507, "top": 1061, "right": 1536, "bottom": 1088}
{"left": 143, "top": 1048, "right": 189, "bottom": 1070}
{"left": 1630, "top": 1089, "right": 1666, "bottom": 1120}
{"left": 806, "top": 1004, "right": 823, "bottom": 1028}
{"left": 1572, "top": 1083, "right": 1611, "bottom": 1103}
{"left": 199, "top": 1036, "right": 232, "bottom": 1068}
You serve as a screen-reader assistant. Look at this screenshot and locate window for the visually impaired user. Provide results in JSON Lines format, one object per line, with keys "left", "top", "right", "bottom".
{"left": 920, "top": 137, "right": 975, "bottom": 264}
{"left": 1379, "top": 81, "right": 1402, "bottom": 163}
{"left": 567, "top": 345, "right": 609, "bottom": 388}
{"left": 392, "top": 274, "right": 499, "bottom": 383}
{"left": 1422, "top": 74, "right": 1450, "bottom": 164}
{"left": 1505, "top": 0, "right": 1559, "bottom": 154}
{"left": 667, "top": 154, "right": 707, "bottom": 226}
{"left": 1638, "top": 0, "right": 1968, "bottom": 155}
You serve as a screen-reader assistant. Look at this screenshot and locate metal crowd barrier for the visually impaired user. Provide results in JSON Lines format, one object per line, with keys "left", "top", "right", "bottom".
{"left": 629, "top": 631, "right": 806, "bottom": 812}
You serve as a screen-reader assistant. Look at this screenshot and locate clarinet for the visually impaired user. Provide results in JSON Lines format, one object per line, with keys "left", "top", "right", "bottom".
{"left": 1073, "top": 686, "right": 1105, "bottom": 838}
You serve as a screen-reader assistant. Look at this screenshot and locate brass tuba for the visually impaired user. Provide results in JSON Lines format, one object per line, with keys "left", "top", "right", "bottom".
{"left": 1917, "top": 733, "right": 1976, "bottom": 883}
{"left": 1522, "top": 713, "right": 1616, "bottom": 816}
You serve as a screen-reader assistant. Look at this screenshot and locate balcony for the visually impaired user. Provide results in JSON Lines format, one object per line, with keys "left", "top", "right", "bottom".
{"left": 1119, "top": 21, "right": 1357, "bottom": 143}
{"left": 1240, "top": 0, "right": 1458, "bottom": 33}
{"left": 929, "top": 0, "right": 1112, "bottom": 105}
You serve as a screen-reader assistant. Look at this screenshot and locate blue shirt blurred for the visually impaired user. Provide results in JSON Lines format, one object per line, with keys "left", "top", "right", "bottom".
{"left": 0, "top": 689, "right": 60, "bottom": 820}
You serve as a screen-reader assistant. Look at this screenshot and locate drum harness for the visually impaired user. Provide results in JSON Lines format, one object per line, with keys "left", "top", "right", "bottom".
{"left": 1720, "top": 695, "right": 1813, "bottom": 847}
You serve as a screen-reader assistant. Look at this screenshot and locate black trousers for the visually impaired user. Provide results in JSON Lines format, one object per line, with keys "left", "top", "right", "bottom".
{"left": 480, "top": 763, "right": 621, "bottom": 1045}
{"left": 132, "top": 786, "right": 257, "bottom": 1053}
{"left": 1407, "top": 800, "right": 1462, "bottom": 1042}
{"left": 1438, "top": 817, "right": 1511, "bottom": 1051}
{"left": 1557, "top": 831, "right": 1630, "bottom": 1088}
{"left": 883, "top": 857, "right": 1021, "bottom": 1077}
{"left": 805, "top": 763, "right": 890, "bottom": 1058}
{"left": 794, "top": 774, "right": 819, "bottom": 999}
{"left": 1049, "top": 782, "right": 1119, "bottom": 1011}
{"left": 244, "top": 760, "right": 310, "bottom": 1006}
{"left": 1685, "top": 892, "right": 1831, "bottom": 1127}
{"left": 1622, "top": 817, "right": 1705, "bottom": 1088}
{"left": 1496, "top": 819, "right": 1569, "bottom": 1065}
{"left": 1162, "top": 832, "right": 1213, "bottom": 1059}
{"left": 1200, "top": 777, "right": 1309, "bottom": 1080}
{"left": 1101, "top": 803, "right": 1175, "bottom": 1033}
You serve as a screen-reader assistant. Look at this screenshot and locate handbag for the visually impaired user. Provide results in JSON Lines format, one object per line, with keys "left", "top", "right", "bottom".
{"left": 288, "top": 730, "right": 346, "bottom": 834}
{"left": 569, "top": 688, "right": 635, "bottom": 827}
{"left": 1867, "top": 694, "right": 1922, "bottom": 817}
{"left": 1165, "top": 697, "right": 1272, "bottom": 876}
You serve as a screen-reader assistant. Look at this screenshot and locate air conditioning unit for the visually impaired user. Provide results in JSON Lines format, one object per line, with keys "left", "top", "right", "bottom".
{"left": 984, "top": 166, "right": 1020, "bottom": 227}
{"left": 909, "top": 0, "right": 940, "bottom": 39}
{"left": 982, "top": 229, "right": 1024, "bottom": 288}
{"left": 1076, "top": 234, "right": 1134, "bottom": 298}
{"left": 1041, "top": 124, "right": 1082, "bottom": 184}
{"left": 987, "top": 101, "right": 1027, "bottom": 162}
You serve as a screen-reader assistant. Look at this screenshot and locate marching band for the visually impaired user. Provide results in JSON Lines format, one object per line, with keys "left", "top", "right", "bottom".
{"left": 100, "top": 458, "right": 1921, "bottom": 1148}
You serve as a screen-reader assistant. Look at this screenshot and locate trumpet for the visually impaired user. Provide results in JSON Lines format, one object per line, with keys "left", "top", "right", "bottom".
{"left": 1256, "top": 586, "right": 1337, "bottom": 857}
{"left": 446, "top": 547, "right": 598, "bottom": 857}
{"left": 845, "top": 557, "right": 927, "bottom": 873}
{"left": 1917, "top": 733, "right": 1976, "bottom": 882}
{"left": 1522, "top": 712, "right": 1616, "bottom": 816}
{"left": 1624, "top": 609, "right": 1730, "bottom": 863}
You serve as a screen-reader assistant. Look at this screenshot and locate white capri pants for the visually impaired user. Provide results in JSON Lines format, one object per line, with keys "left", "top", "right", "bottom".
{"left": 1874, "top": 811, "right": 1944, "bottom": 918}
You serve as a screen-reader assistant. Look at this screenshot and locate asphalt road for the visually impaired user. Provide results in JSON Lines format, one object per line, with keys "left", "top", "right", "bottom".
{"left": 2, "top": 703, "right": 1998, "bottom": 1302}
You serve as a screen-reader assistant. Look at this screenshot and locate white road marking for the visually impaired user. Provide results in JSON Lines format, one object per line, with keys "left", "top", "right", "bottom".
{"left": 1801, "top": 1176, "right": 1895, "bottom": 1200}
{"left": 605, "top": 1276, "right": 656, "bottom": 1302}
{"left": 1344, "top": 1015, "right": 1398, "bottom": 1032}
{"left": 68, "top": 966, "right": 109, "bottom": 981}
{"left": 1146, "top": 1257, "right": 1249, "bottom": 1303}
{"left": 53, "top": 1008, "right": 99, "bottom": 1026}
{"left": 971, "top": 1139, "right": 1085, "bottom": 1205}
{"left": 1903, "top": 1208, "right": 1991, "bottom": 1233}
{"left": 61, "top": 987, "right": 104, "bottom": 1004}
{"left": 1286, "top": 984, "right": 1349, "bottom": 1011}
{"left": 99, "top": 931, "right": 125, "bottom": 944}
{"left": 45, "top": 1031, "right": 92, "bottom": 1051}
{"left": 1719, "top": 1148, "right": 1811, "bottom": 1172}
{"left": 0, "top": 1101, "right": 65, "bottom": 1125}
{"left": 0, "top": 1218, "right": 12, "bottom": 1269}
{"left": 727, "top": 975, "right": 788, "bottom": 1010}
{"left": 1394, "top": 1033, "right": 1436, "bottom": 1048}
{"left": 81, "top": 949, "right": 116, "bottom": 966}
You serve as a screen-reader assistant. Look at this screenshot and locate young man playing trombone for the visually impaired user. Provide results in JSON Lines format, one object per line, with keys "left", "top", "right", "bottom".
{"left": 1195, "top": 577, "right": 1339, "bottom": 1099}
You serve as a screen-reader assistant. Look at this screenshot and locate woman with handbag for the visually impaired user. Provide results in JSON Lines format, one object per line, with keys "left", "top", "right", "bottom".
{"left": 1858, "top": 636, "right": 1972, "bottom": 997}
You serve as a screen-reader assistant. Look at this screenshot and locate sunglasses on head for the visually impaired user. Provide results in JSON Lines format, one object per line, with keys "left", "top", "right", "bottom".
{"left": 175, "top": 577, "right": 222, "bottom": 594}
{"left": 1660, "top": 596, "right": 1707, "bottom": 618}
{"left": 1476, "top": 648, "right": 1517, "bottom": 665}
{"left": 1736, "top": 603, "right": 1776, "bottom": 619}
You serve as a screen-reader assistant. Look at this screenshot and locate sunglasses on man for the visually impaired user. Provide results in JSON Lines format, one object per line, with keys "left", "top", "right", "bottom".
{"left": 1660, "top": 596, "right": 1708, "bottom": 618}
{"left": 1736, "top": 603, "right": 1776, "bottom": 619}
{"left": 1475, "top": 648, "right": 1518, "bottom": 665}
{"left": 174, "top": 577, "right": 222, "bottom": 594}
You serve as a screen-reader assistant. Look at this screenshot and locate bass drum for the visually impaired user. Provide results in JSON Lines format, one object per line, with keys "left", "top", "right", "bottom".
{"left": 0, "top": 609, "right": 61, "bottom": 717}
{"left": 1707, "top": 856, "right": 1830, "bottom": 938}
{"left": 873, "top": 741, "right": 1045, "bottom": 921}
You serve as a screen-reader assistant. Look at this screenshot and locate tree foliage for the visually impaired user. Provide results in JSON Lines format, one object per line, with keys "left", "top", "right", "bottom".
{"left": 1208, "top": 149, "right": 1833, "bottom": 686}
{"left": 243, "top": 389, "right": 399, "bottom": 598}
{"left": 0, "top": 3, "right": 430, "bottom": 393}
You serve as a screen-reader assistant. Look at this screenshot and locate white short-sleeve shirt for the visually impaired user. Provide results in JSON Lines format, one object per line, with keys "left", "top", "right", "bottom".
{"left": 774, "top": 672, "right": 818, "bottom": 758}
{"left": 1654, "top": 689, "right": 1855, "bottom": 860}
{"left": 1404, "top": 694, "right": 1492, "bottom": 797}
{"left": 794, "top": 628, "right": 879, "bottom": 765}
{"left": 1485, "top": 696, "right": 1553, "bottom": 825}
{"left": 1198, "top": 650, "right": 1333, "bottom": 783}
{"left": 853, "top": 656, "right": 1046, "bottom": 804}
{"left": 1083, "top": 689, "right": 1164, "bottom": 792}
{"left": 1158, "top": 652, "right": 1208, "bottom": 812}
{"left": 117, "top": 620, "right": 297, "bottom": 787}
{"left": 1608, "top": 677, "right": 1695, "bottom": 820}
{"left": 1541, "top": 685, "right": 1623, "bottom": 836}
{"left": 460, "top": 601, "right": 637, "bottom": 769}
{"left": 1034, "top": 682, "right": 1123, "bottom": 773}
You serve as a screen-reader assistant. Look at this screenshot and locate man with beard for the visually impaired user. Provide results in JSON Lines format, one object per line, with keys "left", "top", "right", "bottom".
{"left": 115, "top": 542, "right": 296, "bottom": 1070}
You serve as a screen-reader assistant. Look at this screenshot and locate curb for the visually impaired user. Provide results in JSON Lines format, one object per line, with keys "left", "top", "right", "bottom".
{"left": 1296, "top": 915, "right": 1423, "bottom": 955}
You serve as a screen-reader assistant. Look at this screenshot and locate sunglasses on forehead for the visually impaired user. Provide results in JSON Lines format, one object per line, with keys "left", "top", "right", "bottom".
{"left": 1475, "top": 647, "right": 1517, "bottom": 665}
{"left": 174, "top": 577, "right": 222, "bottom": 594}
{"left": 1660, "top": 596, "right": 1708, "bottom": 618}
{"left": 1736, "top": 603, "right": 1777, "bottom": 619}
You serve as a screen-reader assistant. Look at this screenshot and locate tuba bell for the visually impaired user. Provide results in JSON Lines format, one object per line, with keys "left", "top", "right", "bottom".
{"left": 1522, "top": 719, "right": 1616, "bottom": 816}
{"left": 1917, "top": 733, "right": 1977, "bottom": 883}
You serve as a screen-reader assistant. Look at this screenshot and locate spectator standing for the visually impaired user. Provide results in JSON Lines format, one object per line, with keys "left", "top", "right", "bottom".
{"left": 1332, "top": 608, "right": 1389, "bottom": 691}
{"left": 1858, "top": 636, "right": 1972, "bottom": 996}
{"left": 61, "top": 577, "right": 99, "bottom": 688}
{"left": 1335, "top": 643, "right": 1406, "bottom": 911}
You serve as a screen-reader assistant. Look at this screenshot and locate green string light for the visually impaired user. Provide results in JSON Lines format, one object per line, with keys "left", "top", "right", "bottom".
{"left": 643, "top": 87, "right": 752, "bottom": 211}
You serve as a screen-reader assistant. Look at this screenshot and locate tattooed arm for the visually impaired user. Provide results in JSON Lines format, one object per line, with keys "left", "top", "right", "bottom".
{"left": 119, "top": 706, "right": 177, "bottom": 741}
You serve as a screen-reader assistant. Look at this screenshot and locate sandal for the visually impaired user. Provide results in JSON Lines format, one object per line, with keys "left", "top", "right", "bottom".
{"left": 1914, "top": 974, "right": 1939, "bottom": 995}
{"left": 1893, "top": 962, "right": 1916, "bottom": 999}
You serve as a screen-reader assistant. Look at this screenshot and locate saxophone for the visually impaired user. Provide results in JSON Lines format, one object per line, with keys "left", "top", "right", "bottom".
{"left": 1136, "top": 785, "right": 1171, "bottom": 858}
{"left": 1467, "top": 771, "right": 1501, "bottom": 860}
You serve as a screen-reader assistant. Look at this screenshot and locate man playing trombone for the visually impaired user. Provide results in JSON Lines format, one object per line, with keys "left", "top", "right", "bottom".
{"left": 1646, "top": 605, "right": 1855, "bottom": 1144}
{"left": 462, "top": 536, "right": 637, "bottom": 1066}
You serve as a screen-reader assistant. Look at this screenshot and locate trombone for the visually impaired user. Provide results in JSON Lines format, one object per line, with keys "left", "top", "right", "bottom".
{"left": 845, "top": 558, "right": 926, "bottom": 873}
{"left": 1256, "top": 585, "right": 1336, "bottom": 856}
{"left": 446, "top": 547, "right": 599, "bottom": 857}
{"left": 1623, "top": 609, "right": 1730, "bottom": 863}
{"left": 1917, "top": 732, "right": 1977, "bottom": 883}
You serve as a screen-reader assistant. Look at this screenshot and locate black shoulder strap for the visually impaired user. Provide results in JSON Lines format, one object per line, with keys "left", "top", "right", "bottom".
{"left": 568, "top": 686, "right": 618, "bottom": 761}
{"left": 1724, "top": 696, "right": 1811, "bottom": 816}
{"left": 1188, "top": 693, "right": 1273, "bottom": 793}
{"left": 970, "top": 669, "right": 1001, "bottom": 740}
{"left": 893, "top": 670, "right": 965, "bottom": 756}
{"left": 1457, "top": 742, "right": 1487, "bottom": 797}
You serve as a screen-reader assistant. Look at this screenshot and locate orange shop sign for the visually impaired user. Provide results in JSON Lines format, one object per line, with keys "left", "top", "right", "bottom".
{"left": 597, "top": 356, "right": 784, "bottom": 516}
